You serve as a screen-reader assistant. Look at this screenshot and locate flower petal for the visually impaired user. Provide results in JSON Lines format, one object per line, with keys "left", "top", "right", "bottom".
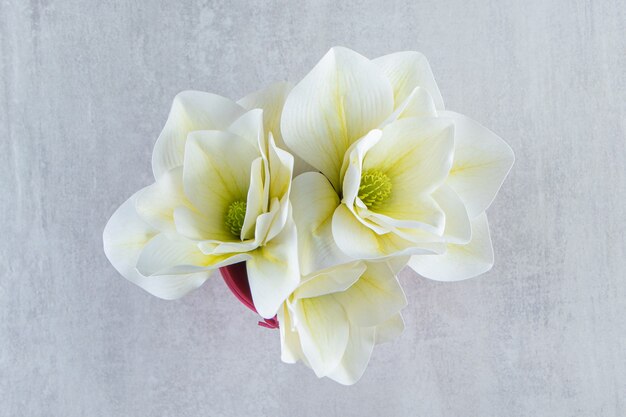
{"left": 238, "top": 82, "right": 316, "bottom": 176}
{"left": 135, "top": 167, "right": 191, "bottom": 235}
{"left": 277, "top": 303, "right": 305, "bottom": 364}
{"left": 333, "top": 262, "right": 407, "bottom": 327}
{"left": 381, "top": 87, "right": 438, "bottom": 128}
{"left": 408, "top": 212, "right": 494, "bottom": 281}
{"left": 103, "top": 192, "right": 157, "bottom": 283}
{"left": 103, "top": 193, "right": 211, "bottom": 299}
{"left": 372, "top": 51, "right": 444, "bottom": 111}
{"left": 237, "top": 81, "right": 291, "bottom": 146}
{"left": 327, "top": 324, "right": 376, "bottom": 385}
{"left": 246, "top": 216, "right": 300, "bottom": 318}
{"left": 432, "top": 184, "right": 472, "bottom": 244}
{"left": 152, "top": 91, "right": 245, "bottom": 179}
{"left": 182, "top": 130, "right": 259, "bottom": 240}
{"left": 239, "top": 157, "right": 265, "bottom": 240}
{"left": 281, "top": 46, "right": 394, "bottom": 189}
{"left": 226, "top": 108, "right": 265, "bottom": 150}
{"left": 364, "top": 117, "right": 455, "bottom": 196}
{"left": 442, "top": 111, "right": 515, "bottom": 219}
{"left": 136, "top": 233, "right": 249, "bottom": 276}
{"left": 293, "top": 295, "right": 350, "bottom": 377}
{"left": 291, "top": 172, "right": 353, "bottom": 275}
{"left": 332, "top": 204, "right": 445, "bottom": 259}
{"left": 295, "top": 262, "right": 366, "bottom": 299}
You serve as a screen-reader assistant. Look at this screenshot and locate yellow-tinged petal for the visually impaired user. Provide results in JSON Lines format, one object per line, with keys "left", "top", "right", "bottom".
{"left": 135, "top": 167, "right": 192, "bottom": 235}
{"left": 182, "top": 130, "right": 259, "bottom": 239}
{"left": 373, "top": 51, "right": 444, "bottom": 111}
{"left": 333, "top": 262, "right": 407, "bottom": 327}
{"left": 332, "top": 204, "right": 445, "bottom": 259}
{"left": 246, "top": 216, "right": 300, "bottom": 319}
{"left": 381, "top": 86, "right": 438, "bottom": 127}
{"left": 295, "top": 262, "right": 366, "bottom": 299}
{"left": 293, "top": 295, "right": 350, "bottom": 377}
{"left": 442, "top": 111, "right": 515, "bottom": 219}
{"left": 103, "top": 193, "right": 213, "bottom": 299}
{"left": 152, "top": 91, "right": 245, "bottom": 179}
{"left": 277, "top": 303, "right": 305, "bottom": 364}
{"left": 238, "top": 82, "right": 315, "bottom": 176}
{"left": 326, "top": 324, "right": 376, "bottom": 385}
{"left": 363, "top": 117, "right": 455, "bottom": 196}
{"left": 281, "top": 46, "right": 394, "bottom": 190}
{"left": 432, "top": 184, "right": 472, "bottom": 244}
{"left": 136, "top": 233, "right": 249, "bottom": 276}
{"left": 291, "top": 172, "right": 353, "bottom": 275}
{"left": 408, "top": 213, "right": 494, "bottom": 281}
{"left": 237, "top": 82, "right": 290, "bottom": 144}
{"left": 241, "top": 157, "right": 265, "bottom": 241}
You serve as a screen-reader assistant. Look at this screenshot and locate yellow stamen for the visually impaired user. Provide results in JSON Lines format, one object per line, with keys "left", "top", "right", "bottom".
{"left": 358, "top": 169, "right": 392, "bottom": 210}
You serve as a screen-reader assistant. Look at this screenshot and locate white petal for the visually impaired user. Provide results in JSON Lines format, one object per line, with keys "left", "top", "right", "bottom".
{"left": 136, "top": 233, "right": 248, "bottom": 276}
{"left": 375, "top": 313, "right": 405, "bottom": 344}
{"left": 241, "top": 157, "right": 266, "bottom": 240}
{"left": 135, "top": 167, "right": 191, "bottom": 235}
{"left": 364, "top": 117, "right": 455, "bottom": 196}
{"left": 408, "top": 213, "right": 494, "bottom": 281}
{"left": 237, "top": 81, "right": 292, "bottom": 146}
{"left": 281, "top": 46, "right": 394, "bottom": 189}
{"left": 182, "top": 130, "right": 259, "bottom": 240}
{"left": 327, "top": 324, "right": 376, "bottom": 385}
{"left": 277, "top": 303, "right": 305, "bottom": 364}
{"left": 262, "top": 134, "right": 294, "bottom": 242}
{"left": 152, "top": 91, "right": 245, "bottom": 179}
{"left": 103, "top": 193, "right": 210, "bottom": 299}
{"left": 291, "top": 172, "right": 353, "bottom": 275}
{"left": 432, "top": 184, "right": 472, "bottom": 244}
{"left": 267, "top": 133, "right": 294, "bottom": 202}
{"left": 333, "top": 262, "right": 407, "bottom": 327}
{"left": 381, "top": 86, "right": 438, "bottom": 127}
{"left": 442, "top": 111, "right": 515, "bottom": 219}
{"left": 293, "top": 295, "right": 350, "bottom": 377}
{"left": 246, "top": 217, "right": 300, "bottom": 318}
{"left": 238, "top": 82, "right": 316, "bottom": 176}
{"left": 295, "top": 262, "right": 366, "bottom": 299}
{"left": 373, "top": 51, "right": 444, "bottom": 111}
{"left": 103, "top": 192, "right": 157, "bottom": 284}
{"left": 332, "top": 204, "right": 445, "bottom": 259}
{"left": 341, "top": 129, "right": 383, "bottom": 208}
{"left": 173, "top": 206, "right": 219, "bottom": 241}
{"left": 226, "top": 108, "right": 265, "bottom": 150}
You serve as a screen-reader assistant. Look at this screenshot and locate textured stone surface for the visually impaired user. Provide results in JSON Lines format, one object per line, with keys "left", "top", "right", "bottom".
{"left": 1, "top": 0, "right": 625, "bottom": 416}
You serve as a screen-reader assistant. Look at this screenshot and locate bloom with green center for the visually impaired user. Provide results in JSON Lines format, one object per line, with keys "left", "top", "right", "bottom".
{"left": 284, "top": 46, "right": 514, "bottom": 279}
{"left": 103, "top": 87, "right": 301, "bottom": 319}
{"left": 278, "top": 261, "right": 407, "bottom": 385}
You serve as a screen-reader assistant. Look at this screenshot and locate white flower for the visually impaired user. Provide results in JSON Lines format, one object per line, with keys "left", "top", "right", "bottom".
{"left": 278, "top": 261, "right": 407, "bottom": 385}
{"left": 282, "top": 47, "right": 514, "bottom": 281}
{"left": 103, "top": 87, "right": 300, "bottom": 318}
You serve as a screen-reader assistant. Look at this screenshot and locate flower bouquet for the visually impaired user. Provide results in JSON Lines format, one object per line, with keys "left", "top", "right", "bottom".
{"left": 103, "top": 47, "right": 514, "bottom": 384}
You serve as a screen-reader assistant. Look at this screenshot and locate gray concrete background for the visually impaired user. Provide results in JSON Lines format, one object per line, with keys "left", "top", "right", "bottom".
{"left": 1, "top": 0, "right": 625, "bottom": 416}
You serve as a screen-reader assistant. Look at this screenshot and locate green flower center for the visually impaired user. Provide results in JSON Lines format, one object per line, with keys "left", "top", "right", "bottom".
{"left": 358, "top": 169, "right": 392, "bottom": 210}
{"left": 225, "top": 200, "right": 247, "bottom": 238}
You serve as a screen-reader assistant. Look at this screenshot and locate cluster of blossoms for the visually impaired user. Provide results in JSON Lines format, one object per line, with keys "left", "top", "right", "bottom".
{"left": 103, "top": 47, "right": 514, "bottom": 384}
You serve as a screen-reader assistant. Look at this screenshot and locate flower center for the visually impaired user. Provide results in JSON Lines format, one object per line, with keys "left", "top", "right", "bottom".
{"left": 225, "top": 200, "right": 247, "bottom": 238}
{"left": 358, "top": 169, "right": 392, "bottom": 210}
